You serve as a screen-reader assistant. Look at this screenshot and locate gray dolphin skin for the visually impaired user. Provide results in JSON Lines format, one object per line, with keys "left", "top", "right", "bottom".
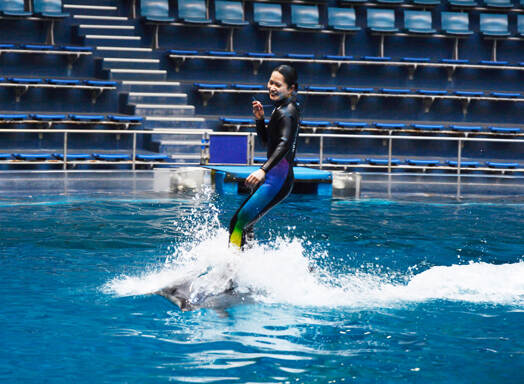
{"left": 155, "top": 271, "right": 253, "bottom": 313}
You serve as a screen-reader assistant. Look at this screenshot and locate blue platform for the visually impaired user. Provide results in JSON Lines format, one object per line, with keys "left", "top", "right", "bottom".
{"left": 205, "top": 166, "right": 332, "bottom": 195}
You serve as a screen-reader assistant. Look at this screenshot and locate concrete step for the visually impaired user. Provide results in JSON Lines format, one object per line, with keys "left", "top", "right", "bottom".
{"left": 72, "top": 14, "right": 129, "bottom": 25}
{"left": 126, "top": 92, "right": 188, "bottom": 104}
{"left": 131, "top": 104, "right": 196, "bottom": 116}
{"left": 95, "top": 46, "right": 154, "bottom": 59}
{"left": 107, "top": 68, "right": 167, "bottom": 81}
{"left": 100, "top": 57, "right": 160, "bottom": 70}
{"left": 64, "top": 4, "right": 119, "bottom": 16}
{"left": 78, "top": 24, "right": 136, "bottom": 36}
{"left": 120, "top": 80, "right": 181, "bottom": 93}
{"left": 84, "top": 35, "right": 142, "bottom": 47}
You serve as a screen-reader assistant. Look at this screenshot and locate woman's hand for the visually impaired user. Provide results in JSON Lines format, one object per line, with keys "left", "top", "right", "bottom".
{"left": 245, "top": 169, "right": 266, "bottom": 189}
{"left": 252, "top": 100, "right": 264, "bottom": 120}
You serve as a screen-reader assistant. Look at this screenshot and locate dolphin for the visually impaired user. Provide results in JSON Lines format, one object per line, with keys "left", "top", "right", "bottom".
{"left": 155, "top": 267, "right": 253, "bottom": 314}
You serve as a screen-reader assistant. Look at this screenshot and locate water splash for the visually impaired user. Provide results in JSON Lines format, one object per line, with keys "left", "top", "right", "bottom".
{"left": 104, "top": 191, "right": 524, "bottom": 308}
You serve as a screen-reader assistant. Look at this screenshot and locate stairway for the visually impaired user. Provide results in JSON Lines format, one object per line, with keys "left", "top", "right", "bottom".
{"left": 65, "top": 1, "right": 208, "bottom": 162}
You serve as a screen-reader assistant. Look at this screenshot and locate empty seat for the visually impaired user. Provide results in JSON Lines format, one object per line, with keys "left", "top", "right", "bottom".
{"left": 367, "top": 158, "right": 401, "bottom": 165}
{"left": 0, "top": 153, "right": 12, "bottom": 160}
{"left": 13, "top": 153, "right": 53, "bottom": 160}
{"left": 34, "top": 0, "right": 69, "bottom": 17}
{"left": 446, "top": 160, "right": 479, "bottom": 167}
{"left": 291, "top": 5, "right": 323, "bottom": 30}
{"left": 231, "top": 84, "right": 264, "bottom": 90}
{"left": 448, "top": 0, "right": 478, "bottom": 7}
{"left": 518, "top": 15, "right": 524, "bottom": 37}
{"left": 381, "top": 88, "right": 411, "bottom": 94}
{"left": 31, "top": 113, "right": 66, "bottom": 120}
{"left": 53, "top": 153, "right": 91, "bottom": 160}
{"left": 300, "top": 120, "right": 331, "bottom": 127}
{"left": 491, "top": 91, "right": 521, "bottom": 98}
{"left": 194, "top": 82, "right": 227, "bottom": 89}
{"left": 208, "top": 50, "right": 237, "bottom": 56}
{"left": 69, "top": 114, "right": 105, "bottom": 121}
{"left": 46, "top": 78, "right": 81, "bottom": 85}
{"left": 107, "top": 115, "right": 144, "bottom": 123}
{"left": 375, "top": 122, "right": 406, "bottom": 129}
{"left": 295, "top": 157, "right": 320, "bottom": 164}
{"left": 377, "top": 0, "right": 404, "bottom": 3}
{"left": 135, "top": 154, "right": 169, "bottom": 161}
{"left": 489, "top": 126, "right": 521, "bottom": 133}
{"left": 305, "top": 86, "right": 337, "bottom": 92}
{"left": 0, "top": 0, "right": 31, "bottom": 16}
{"left": 92, "top": 153, "right": 131, "bottom": 161}
{"left": 326, "top": 157, "right": 362, "bottom": 165}
{"left": 140, "top": 0, "right": 174, "bottom": 22}
{"left": 8, "top": 77, "right": 43, "bottom": 84}
{"left": 404, "top": 10, "right": 436, "bottom": 34}
{"left": 253, "top": 2, "right": 286, "bottom": 28}
{"left": 220, "top": 117, "right": 254, "bottom": 124}
{"left": 343, "top": 87, "right": 374, "bottom": 93}
{"left": 486, "top": 161, "right": 519, "bottom": 168}
{"left": 480, "top": 13, "right": 510, "bottom": 37}
{"left": 412, "top": 123, "right": 444, "bottom": 130}
{"left": 441, "top": 12, "right": 473, "bottom": 36}
{"left": 328, "top": 8, "right": 361, "bottom": 32}
{"left": 215, "top": 1, "right": 248, "bottom": 26}
{"left": 450, "top": 125, "right": 482, "bottom": 132}
{"left": 177, "top": 0, "right": 211, "bottom": 24}
{"left": 336, "top": 121, "right": 369, "bottom": 128}
{"left": 0, "top": 113, "right": 27, "bottom": 120}
{"left": 413, "top": 0, "right": 440, "bottom": 5}
{"left": 406, "top": 159, "right": 440, "bottom": 166}
{"left": 286, "top": 53, "right": 314, "bottom": 59}
{"left": 483, "top": 0, "right": 514, "bottom": 8}
{"left": 84, "top": 80, "right": 117, "bottom": 87}
{"left": 367, "top": 9, "right": 398, "bottom": 33}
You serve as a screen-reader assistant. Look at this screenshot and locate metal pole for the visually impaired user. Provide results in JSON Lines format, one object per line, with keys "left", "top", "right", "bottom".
{"left": 132, "top": 132, "right": 136, "bottom": 171}
{"left": 63, "top": 131, "right": 68, "bottom": 170}
{"left": 387, "top": 133, "right": 392, "bottom": 198}
{"left": 319, "top": 135, "right": 324, "bottom": 170}
{"left": 457, "top": 138, "right": 462, "bottom": 200}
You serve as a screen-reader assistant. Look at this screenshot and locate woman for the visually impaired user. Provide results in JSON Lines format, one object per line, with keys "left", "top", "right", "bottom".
{"left": 229, "top": 65, "right": 300, "bottom": 249}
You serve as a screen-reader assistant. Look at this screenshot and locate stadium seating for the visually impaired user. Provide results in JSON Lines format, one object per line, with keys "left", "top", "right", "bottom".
{"left": 215, "top": 1, "right": 248, "bottom": 51}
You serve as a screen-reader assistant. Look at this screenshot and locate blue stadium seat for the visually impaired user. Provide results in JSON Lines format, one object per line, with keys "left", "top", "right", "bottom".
{"left": 253, "top": 3, "right": 286, "bottom": 28}
{"left": 518, "top": 15, "right": 524, "bottom": 37}
{"left": 0, "top": 113, "right": 27, "bottom": 120}
{"left": 446, "top": 160, "right": 480, "bottom": 167}
{"left": 21, "top": 44, "right": 54, "bottom": 50}
{"left": 220, "top": 117, "right": 254, "bottom": 124}
{"left": 8, "top": 77, "right": 43, "bottom": 84}
{"left": 402, "top": 57, "right": 431, "bottom": 62}
{"left": 381, "top": 88, "right": 411, "bottom": 94}
{"left": 479, "top": 60, "right": 509, "bottom": 65}
{"left": 46, "top": 78, "right": 82, "bottom": 85}
{"left": 0, "top": 0, "right": 31, "bottom": 16}
{"left": 324, "top": 55, "right": 354, "bottom": 60}
{"left": 34, "top": 0, "right": 69, "bottom": 18}
{"left": 69, "top": 114, "right": 105, "bottom": 121}
{"left": 450, "top": 124, "right": 482, "bottom": 132}
{"left": 404, "top": 11, "right": 436, "bottom": 34}
{"left": 140, "top": 0, "right": 174, "bottom": 22}
{"left": 177, "top": 0, "right": 211, "bottom": 24}
{"left": 441, "top": 12, "right": 473, "bottom": 36}
{"left": 377, "top": 0, "right": 404, "bottom": 4}
{"left": 367, "top": 9, "right": 398, "bottom": 33}
{"left": 291, "top": 5, "right": 323, "bottom": 30}
{"left": 362, "top": 56, "right": 391, "bottom": 61}
{"left": 412, "top": 124, "right": 444, "bottom": 130}
{"left": 417, "top": 89, "right": 448, "bottom": 95}
{"left": 306, "top": 86, "right": 337, "bottom": 92}
{"left": 92, "top": 153, "right": 131, "bottom": 161}
{"left": 336, "top": 121, "right": 369, "bottom": 128}
{"left": 107, "top": 115, "right": 144, "bottom": 123}
{"left": 0, "top": 153, "right": 12, "bottom": 160}
{"left": 486, "top": 161, "right": 519, "bottom": 168}
{"left": 300, "top": 120, "right": 331, "bottom": 127}
{"left": 231, "top": 84, "right": 264, "bottom": 90}
{"left": 215, "top": 1, "right": 248, "bottom": 26}
{"left": 0, "top": 43, "right": 16, "bottom": 49}
{"left": 13, "top": 153, "right": 53, "bottom": 160}
{"left": 328, "top": 8, "right": 361, "bottom": 32}
{"left": 491, "top": 91, "right": 521, "bottom": 98}
{"left": 286, "top": 53, "right": 314, "bottom": 59}
{"left": 406, "top": 159, "right": 440, "bottom": 166}
{"left": 31, "top": 113, "right": 66, "bottom": 121}
{"left": 326, "top": 157, "right": 362, "bottom": 165}
{"left": 246, "top": 52, "right": 276, "bottom": 58}
{"left": 480, "top": 13, "right": 510, "bottom": 37}
{"left": 489, "top": 126, "right": 521, "bottom": 133}
{"left": 375, "top": 122, "right": 406, "bottom": 129}
{"left": 342, "top": 87, "right": 374, "bottom": 92}
{"left": 413, "top": 0, "right": 440, "bottom": 5}
{"left": 136, "top": 154, "right": 169, "bottom": 161}
{"left": 483, "top": 0, "right": 514, "bottom": 8}
{"left": 62, "top": 46, "right": 93, "bottom": 52}
{"left": 169, "top": 49, "right": 198, "bottom": 55}
{"left": 454, "top": 90, "right": 484, "bottom": 97}
{"left": 194, "top": 82, "right": 227, "bottom": 89}
{"left": 53, "top": 153, "right": 91, "bottom": 160}
{"left": 448, "top": 0, "right": 478, "bottom": 7}
{"left": 367, "top": 158, "right": 401, "bottom": 165}
{"left": 296, "top": 157, "right": 320, "bottom": 164}
{"left": 84, "top": 80, "right": 118, "bottom": 87}
{"left": 208, "top": 50, "right": 237, "bottom": 56}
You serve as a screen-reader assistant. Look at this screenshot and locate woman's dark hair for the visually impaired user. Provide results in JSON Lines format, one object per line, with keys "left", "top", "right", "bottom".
{"left": 273, "top": 65, "right": 298, "bottom": 92}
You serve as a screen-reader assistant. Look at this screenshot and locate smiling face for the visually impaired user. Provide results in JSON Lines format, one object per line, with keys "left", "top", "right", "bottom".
{"left": 267, "top": 71, "right": 294, "bottom": 102}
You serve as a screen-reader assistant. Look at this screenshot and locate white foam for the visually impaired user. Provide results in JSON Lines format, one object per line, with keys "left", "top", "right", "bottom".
{"left": 103, "top": 191, "right": 524, "bottom": 308}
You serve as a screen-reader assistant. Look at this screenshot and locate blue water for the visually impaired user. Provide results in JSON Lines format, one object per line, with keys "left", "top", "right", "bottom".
{"left": 1, "top": 190, "right": 523, "bottom": 383}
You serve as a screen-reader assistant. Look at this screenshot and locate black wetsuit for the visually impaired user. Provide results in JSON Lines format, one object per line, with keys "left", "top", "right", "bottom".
{"left": 229, "top": 98, "right": 300, "bottom": 248}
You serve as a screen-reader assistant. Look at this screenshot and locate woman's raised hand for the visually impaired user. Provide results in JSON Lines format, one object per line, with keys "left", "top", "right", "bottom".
{"left": 252, "top": 100, "right": 264, "bottom": 120}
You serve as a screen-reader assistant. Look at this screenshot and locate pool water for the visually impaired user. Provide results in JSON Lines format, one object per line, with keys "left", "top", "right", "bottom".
{"left": 1, "top": 190, "right": 523, "bottom": 383}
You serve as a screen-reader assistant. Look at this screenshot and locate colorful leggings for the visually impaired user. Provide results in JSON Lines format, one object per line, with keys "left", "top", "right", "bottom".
{"left": 229, "top": 159, "right": 294, "bottom": 249}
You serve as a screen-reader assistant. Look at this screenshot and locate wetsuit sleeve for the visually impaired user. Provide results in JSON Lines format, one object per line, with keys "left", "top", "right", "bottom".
{"left": 255, "top": 119, "right": 268, "bottom": 144}
{"left": 261, "top": 112, "right": 295, "bottom": 173}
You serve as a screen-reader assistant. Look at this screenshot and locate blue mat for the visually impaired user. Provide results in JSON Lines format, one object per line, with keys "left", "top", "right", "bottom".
{"left": 205, "top": 166, "right": 332, "bottom": 181}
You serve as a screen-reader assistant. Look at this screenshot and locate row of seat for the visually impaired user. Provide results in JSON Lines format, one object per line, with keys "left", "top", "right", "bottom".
{"left": 0, "top": 44, "right": 92, "bottom": 54}
{"left": 142, "top": 0, "right": 524, "bottom": 56}
{"left": 0, "top": 153, "right": 169, "bottom": 161}
{"left": 342, "top": 0, "right": 524, "bottom": 9}
{"left": 0, "top": 77, "right": 118, "bottom": 103}
{"left": 169, "top": 49, "right": 524, "bottom": 80}
{"left": 254, "top": 156, "right": 522, "bottom": 169}
{"left": 221, "top": 117, "right": 523, "bottom": 134}
{"left": 196, "top": 83, "right": 523, "bottom": 114}
{"left": 0, "top": 113, "right": 143, "bottom": 124}
{"left": 0, "top": 0, "right": 69, "bottom": 44}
